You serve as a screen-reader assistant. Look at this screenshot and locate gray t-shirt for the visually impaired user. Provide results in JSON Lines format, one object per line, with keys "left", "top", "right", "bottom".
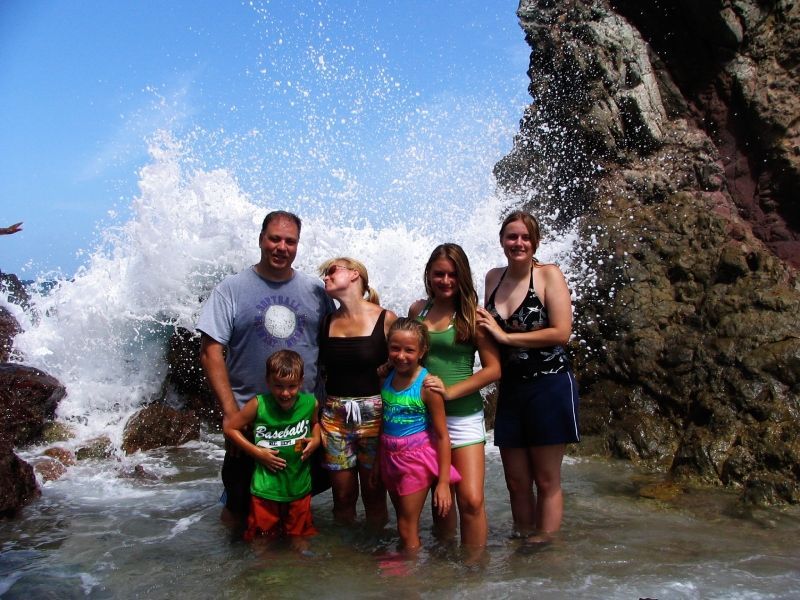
{"left": 197, "top": 266, "right": 334, "bottom": 407}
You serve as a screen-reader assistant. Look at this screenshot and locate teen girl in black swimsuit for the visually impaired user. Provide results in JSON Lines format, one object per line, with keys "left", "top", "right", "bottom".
{"left": 476, "top": 211, "right": 579, "bottom": 544}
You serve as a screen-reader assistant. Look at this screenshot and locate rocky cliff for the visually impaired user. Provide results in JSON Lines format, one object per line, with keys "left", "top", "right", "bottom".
{"left": 497, "top": 0, "right": 800, "bottom": 503}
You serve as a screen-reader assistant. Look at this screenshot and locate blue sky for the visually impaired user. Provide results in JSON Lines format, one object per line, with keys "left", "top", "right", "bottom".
{"left": 0, "top": 1, "right": 530, "bottom": 279}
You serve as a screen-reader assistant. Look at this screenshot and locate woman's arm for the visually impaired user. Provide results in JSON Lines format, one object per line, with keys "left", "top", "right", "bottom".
{"left": 301, "top": 399, "right": 321, "bottom": 460}
{"left": 423, "top": 387, "right": 453, "bottom": 517}
{"left": 478, "top": 265, "right": 572, "bottom": 348}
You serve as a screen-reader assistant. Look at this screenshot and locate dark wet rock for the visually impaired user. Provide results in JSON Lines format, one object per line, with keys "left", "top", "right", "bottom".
{"left": 75, "top": 435, "right": 114, "bottom": 461}
{"left": 43, "top": 446, "right": 76, "bottom": 466}
{"left": 121, "top": 404, "right": 200, "bottom": 454}
{"left": 0, "top": 306, "right": 21, "bottom": 362}
{"left": 0, "top": 363, "right": 66, "bottom": 446}
{"left": 502, "top": 0, "right": 800, "bottom": 503}
{"left": 33, "top": 457, "right": 67, "bottom": 482}
{"left": 118, "top": 464, "right": 159, "bottom": 481}
{"left": 0, "top": 442, "right": 39, "bottom": 517}
{"left": 482, "top": 386, "right": 498, "bottom": 431}
{"left": 165, "top": 327, "right": 221, "bottom": 425}
{"left": 0, "top": 272, "right": 31, "bottom": 312}
{"left": 638, "top": 481, "right": 683, "bottom": 501}
{"left": 40, "top": 422, "right": 76, "bottom": 444}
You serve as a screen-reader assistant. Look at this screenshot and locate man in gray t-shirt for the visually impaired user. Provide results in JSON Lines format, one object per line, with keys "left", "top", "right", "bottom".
{"left": 197, "top": 210, "right": 333, "bottom": 521}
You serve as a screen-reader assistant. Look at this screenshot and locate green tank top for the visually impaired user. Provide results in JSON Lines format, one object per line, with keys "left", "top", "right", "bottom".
{"left": 417, "top": 300, "right": 483, "bottom": 417}
{"left": 250, "top": 392, "right": 316, "bottom": 502}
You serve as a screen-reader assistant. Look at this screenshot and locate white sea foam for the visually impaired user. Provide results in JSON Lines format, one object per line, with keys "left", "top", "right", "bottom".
{"left": 9, "top": 130, "right": 580, "bottom": 448}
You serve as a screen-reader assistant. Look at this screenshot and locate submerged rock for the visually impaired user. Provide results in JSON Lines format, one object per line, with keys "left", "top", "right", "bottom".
{"left": 75, "top": 435, "right": 114, "bottom": 461}
{"left": 0, "top": 363, "right": 66, "bottom": 446}
{"left": 121, "top": 404, "right": 200, "bottom": 454}
{"left": 118, "top": 464, "right": 159, "bottom": 481}
{"left": 33, "top": 457, "right": 67, "bottom": 482}
{"left": 40, "top": 422, "right": 76, "bottom": 444}
{"left": 43, "top": 446, "right": 76, "bottom": 466}
{"left": 502, "top": 0, "right": 800, "bottom": 503}
{"left": 0, "top": 442, "right": 39, "bottom": 517}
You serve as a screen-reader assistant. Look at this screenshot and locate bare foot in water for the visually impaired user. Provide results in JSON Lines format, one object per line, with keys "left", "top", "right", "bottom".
{"left": 524, "top": 532, "right": 555, "bottom": 545}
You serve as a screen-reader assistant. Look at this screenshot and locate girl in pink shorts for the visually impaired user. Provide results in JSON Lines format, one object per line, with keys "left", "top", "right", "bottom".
{"left": 378, "top": 318, "right": 461, "bottom": 551}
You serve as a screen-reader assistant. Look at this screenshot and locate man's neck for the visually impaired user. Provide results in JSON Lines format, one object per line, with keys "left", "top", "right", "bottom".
{"left": 253, "top": 262, "right": 294, "bottom": 282}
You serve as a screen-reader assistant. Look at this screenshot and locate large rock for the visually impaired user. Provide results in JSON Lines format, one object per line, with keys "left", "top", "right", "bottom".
{"left": 0, "top": 442, "right": 39, "bottom": 517}
{"left": 121, "top": 404, "right": 200, "bottom": 454}
{"left": 165, "top": 327, "right": 221, "bottom": 425}
{"left": 0, "top": 306, "right": 20, "bottom": 362}
{"left": 0, "top": 271, "right": 31, "bottom": 311}
{"left": 0, "top": 364, "right": 66, "bottom": 446}
{"left": 500, "top": 0, "right": 800, "bottom": 503}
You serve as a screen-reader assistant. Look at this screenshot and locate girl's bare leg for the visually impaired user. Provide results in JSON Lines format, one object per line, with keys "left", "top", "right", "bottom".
{"left": 393, "top": 488, "right": 429, "bottom": 551}
{"left": 499, "top": 447, "right": 535, "bottom": 536}
{"left": 529, "top": 444, "right": 565, "bottom": 539}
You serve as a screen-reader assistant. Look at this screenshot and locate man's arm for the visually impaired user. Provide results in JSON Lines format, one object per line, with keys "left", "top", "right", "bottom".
{"left": 199, "top": 333, "right": 239, "bottom": 419}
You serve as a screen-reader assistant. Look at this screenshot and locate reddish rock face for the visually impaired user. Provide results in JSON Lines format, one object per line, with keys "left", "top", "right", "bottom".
{"left": 33, "top": 457, "right": 67, "bottom": 482}
{"left": 122, "top": 404, "right": 200, "bottom": 454}
{"left": 0, "top": 443, "right": 39, "bottom": 517}
{"left": 501, "top": 0, "right": 800, "bottom": 504}
{"left": 0, "top": 306, "right": 21, "bottom": 363}
{"left": 0, "top": 364, "right": 66, "bottom": 447}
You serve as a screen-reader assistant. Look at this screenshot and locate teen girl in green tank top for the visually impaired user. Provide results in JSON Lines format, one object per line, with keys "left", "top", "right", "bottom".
{"left": 408, "top": 243, "right": 500, "bottom": 551}
{"left": 416, "top": 299, "right": 483, "bottom": 417}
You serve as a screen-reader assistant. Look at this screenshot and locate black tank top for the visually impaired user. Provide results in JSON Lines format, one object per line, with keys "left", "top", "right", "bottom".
{"left": 319, "top": 309, "right": 388, "bottom": 397}
{"left": 486, "top": 267, "right": 570, "bottom": 380}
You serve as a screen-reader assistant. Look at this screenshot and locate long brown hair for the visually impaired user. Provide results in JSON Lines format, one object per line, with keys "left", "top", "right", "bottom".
{"left": 423, "top": 243, "right": 478, "bottom": 345}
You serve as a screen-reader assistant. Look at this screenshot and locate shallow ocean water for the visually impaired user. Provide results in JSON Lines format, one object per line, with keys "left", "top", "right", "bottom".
{"left": 2, "top": 435, "right": 798, "bottom": 599}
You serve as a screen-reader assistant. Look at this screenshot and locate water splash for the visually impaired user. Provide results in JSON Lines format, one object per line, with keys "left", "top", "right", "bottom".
{"left": 3, "top": 3, "right": 580, "bottom": 446}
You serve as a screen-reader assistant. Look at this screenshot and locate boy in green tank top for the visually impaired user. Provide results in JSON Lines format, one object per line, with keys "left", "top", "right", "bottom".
{"left": 223, "top": 350, "right": 320, "bottom": 550}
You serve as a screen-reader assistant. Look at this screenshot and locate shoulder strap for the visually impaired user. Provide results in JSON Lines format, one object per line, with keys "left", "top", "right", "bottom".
{"left": 372, "top": 309, "right": 387, "bottom": 336}
{"left": 486, "top": 268, "right": 508, "bottom": 306}
{"left": 417, "top": 298, "right": 435, "bottom": 320}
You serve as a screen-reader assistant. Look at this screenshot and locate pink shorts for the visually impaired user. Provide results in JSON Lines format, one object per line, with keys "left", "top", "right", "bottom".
{"left": 380, "top": 430, "right": 461, "bottom": 496}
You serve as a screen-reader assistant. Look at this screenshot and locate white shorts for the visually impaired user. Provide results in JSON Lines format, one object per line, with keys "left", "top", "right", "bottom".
{"left": 446, "top": 411, "right": 486, "bottom": 449}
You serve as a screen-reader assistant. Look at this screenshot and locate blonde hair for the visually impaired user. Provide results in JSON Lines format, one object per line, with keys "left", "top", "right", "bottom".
{"left": 318, "top": 257, "right": 380, "bottom": 304}
{"left": 423, "top": 243, "right": 478, "bottom": 345}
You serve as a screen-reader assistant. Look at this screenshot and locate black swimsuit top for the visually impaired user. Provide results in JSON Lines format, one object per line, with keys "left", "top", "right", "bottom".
{"left": 486, "top": 267, "right": 570, "bottom": 380}
{"left": 319, "top": 309, "right": 388, "bottom": 397}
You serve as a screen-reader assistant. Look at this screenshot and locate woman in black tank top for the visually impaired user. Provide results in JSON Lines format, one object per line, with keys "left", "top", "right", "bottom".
{"left": 477, "top": 211, "right": 579, "bottom": 544}
{"left": 318, "top": 257, "right": 397, "bottom": 528}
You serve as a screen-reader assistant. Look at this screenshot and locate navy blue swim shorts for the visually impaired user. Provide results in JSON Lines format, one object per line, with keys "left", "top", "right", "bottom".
{"left": 493, "top": 371, "right": 580, "bottom": 447}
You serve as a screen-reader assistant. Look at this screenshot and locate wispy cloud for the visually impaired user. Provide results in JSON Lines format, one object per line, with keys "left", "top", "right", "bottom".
{"left": 77, "top": 67, "right": 202, "bottom": 182}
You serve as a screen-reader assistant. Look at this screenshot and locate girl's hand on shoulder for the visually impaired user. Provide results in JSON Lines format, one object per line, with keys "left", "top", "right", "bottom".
{"left": 433, "top": 481, "right": 452, "bottom": 517}
{"left": 376, "top": 361, "right": 391, "bottom": 380}
{"left": 476, "top": 306, "right": 508, "bottom": 345}
{"left": 422, "top": 374, "right": 448, "bottom": 400}
{"left": 255, "top": 446, "right": 287, "bottom": 471}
